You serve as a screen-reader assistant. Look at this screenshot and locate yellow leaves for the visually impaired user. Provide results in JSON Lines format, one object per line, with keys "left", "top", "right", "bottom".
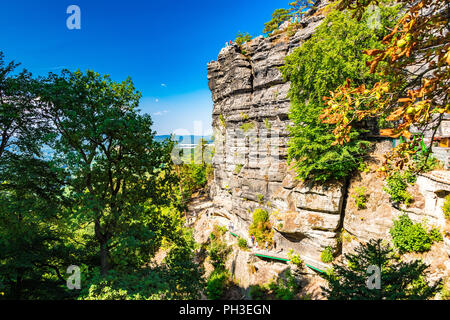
{"left": 386, "top": 107, "right": 405, "bottom": 121}
{"left": 380, "top": 129, "right": 402, "bottom": 138}
{"left": 445, "top": 49, "right": 450, "bottom": 65}
{"left": 365, "top": 49, "right": 384, "bottom": 56}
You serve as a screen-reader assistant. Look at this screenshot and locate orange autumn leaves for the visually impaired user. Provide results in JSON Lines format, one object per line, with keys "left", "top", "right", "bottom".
{"left": 320, "top": 0, "right": 449, "bottom": 172}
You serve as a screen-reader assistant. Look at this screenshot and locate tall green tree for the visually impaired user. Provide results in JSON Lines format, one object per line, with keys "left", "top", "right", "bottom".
{"left": 322, "top": 239, "right": 441, "bottom": 300}
{"left": 0, "top": 52, "right": 50, "bottom": 160}
{"left": 0, "top": 52, "right": 74, "bottom": 300}
{"left": 263, "top": 8, "right": 292, "bottom": 35}
{"left": 39, "top": 70, "right": 178, "bottom": 275}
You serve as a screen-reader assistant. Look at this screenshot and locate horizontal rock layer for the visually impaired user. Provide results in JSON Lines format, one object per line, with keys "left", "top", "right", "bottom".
{"left": 207, "top": 2, "right": 340, "bottom": 261}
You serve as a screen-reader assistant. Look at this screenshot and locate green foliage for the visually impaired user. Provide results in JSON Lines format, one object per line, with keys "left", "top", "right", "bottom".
{"left": 235, "top": 32, "right": 253, "bottom": 47}
{"left": 249, "top": 270, "right": 300, "bottom": 300}
{"left": 413, "top": 153, "right": 443, "bottom": 172}
{"left": 322, "top": 239, "right": 442, "bottom": 300}
{"left": 280, "top": 5, "right": 399, "bottom": 182}
{"left": 383, "top": 170, "right": 416, "bottom": 205}
{"left": 249, "top": 209, "right": 273, "bottom": 246}
{"left": 208, "top": 225, "right": 231, "bottom": 269}
{"left": 177, "top": 162, "right": 210, "bottom": 208}
{"left": 264, "top": 118, "right": 271, "bottom": 130}
{"left": 206, "top": 269, "right": 229, "bottom": 300}
{"left": 0, "top": 55, "right": 204, "bottom": 300}
{"left": 234, "top": 164, "right": 244, "bottom": 174}
{"left": 240, "top": 122, "right": 255, "bottom": 133}
{"left": 79, "top": 221, "right": 204, "bottom": 300}
{"left": 240, "top": 112, "right": 249, "bottom": 121}
{"left": 442, "top": 280, "right": 450, "bottom": 300}
{"left": 287, "top": 249, "right": 303, "bottom": 268}
{"left": 390, "top": 214, "right": 442, "bottom": 254}
{"left": 263, "top": 1, "right": 315, "bottom": 35}
{"left": 219, "top": 114, "right": 227, "bottom": 128}
{"left": 263, "top": 8, "right": 292, "bottom": 35}
{"left": 237, "top": 237, "right": 248, "bottom": 250}
{"left": 443, "top": 194, "right": 450, "bottom": 220}
{"left": 249, "top": 284, "right": 266, "bottom": 300}
{"left": 256, "top": 193, "right": 264, "bottom": 204}
{"left": 321, "top": 246, "right": 334, "bottom": 263}
{"left": 351, "top": 186, "right": 368, "bottom": 210}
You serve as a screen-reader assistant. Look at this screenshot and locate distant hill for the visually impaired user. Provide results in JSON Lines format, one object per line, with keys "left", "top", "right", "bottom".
{"left": 155, "top": 135, "right": 214, "bottom": 145}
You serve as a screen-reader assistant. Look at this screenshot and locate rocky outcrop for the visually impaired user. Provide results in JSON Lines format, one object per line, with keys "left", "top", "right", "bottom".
{"left": 205, "top": 0, "right": 450, "bottom": 293}
{"left": 207, "top": 1, "right": 340, "bottom": 262}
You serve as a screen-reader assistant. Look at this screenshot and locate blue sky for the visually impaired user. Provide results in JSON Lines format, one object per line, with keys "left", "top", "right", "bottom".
{"left": 0, "top": 0, "right": 288, "bottom": 135}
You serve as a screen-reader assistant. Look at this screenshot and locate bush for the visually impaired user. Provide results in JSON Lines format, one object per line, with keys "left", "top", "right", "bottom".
{"left": 237, "top": 237, "right": 248, "bottom": 250}
{"left": 235, "top": 32, "right": 253, "bottom": 47}
{"left": 351, "top": 186, "right": 367, "bottom": 210}
{"left": 383, "top": 171, "right": 416, "bottom": 205}
{"left": 240, "top": 122, "right": 255, "bottom": 133}
{"left": 206, "top": 269, "right": 229, "bottom": 300}
{"left": 249, "top": 285, "right": 266, "bottom": 300}
{"left": 208, "top": 225, "right": 231, "bottom": 269}
{"left": 390, "top": 214, "right": 442, "bottom": 253}
{"left": 267, "top": 271, "right": 299, "bottom": 300}
{"left": 234, "top": 164, "right": 243, "bottom": 174}
{"left": 443, "top": 194, "right": 450, "bottom": 220}
{"left": 208, "top": 239, "right": 231, "bottom": 269}
{"left": 248, "top": 209, "right": 273, "bottom": 246}
{"left": 287, "top": 249, "right": 303, "bottom": 268}
{"left": 321, "top": 246, "right": 334, "bottom": 263}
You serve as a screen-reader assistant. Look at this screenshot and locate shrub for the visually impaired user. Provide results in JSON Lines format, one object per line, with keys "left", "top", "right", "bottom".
{"left": 235, "top": 32, "right": 253, "bottom": 47}
{"left": 321, "top": 246, "right": 334, "bottom": 263}
{"left": 256, "top": 193, "right": 264, "bottom": 204}
{"left": 219, "top": 114, "right": 227, "bottom": 128}
{"left": 390, "top": 214, "right": 442, "bottom": 253}
{"left": 267, "top": 270, "right": 299, "bottom": 300}
{"left": 249, "top": 285, "right": 266, "bottom": 300}
{"left": 206, "top": 269, "right": 229, "bottom": 300}
{"left": 287, "top": 249, "right": 303, "bottom": 268}
{"left": 248, "top": 209, "right": 273, "bottom": 246}
{"left": 443, "top": 194, "right": 450, "bottom": 220}
{"left": 264, "top": 118, "right": 271, "bottom": 130}
{"left": 237, "top": 237, "right": 248, "bottom": 250}
{"left": 234, "top": 164, "right": 243, "bottom": 174}
{"left": 240, "top": 122, "right": 255, "bottom": 133}
{"left": 383, "top": 171, "right": 416, "bottom": 205}
{"left": 351, "top": 186, "right": 367, "bottom": 210}
{"left": 240, "top": 112, "right": 249, "bottom": 121}
{"left": 208, "top": 225, "right": 231, "bottom": 269}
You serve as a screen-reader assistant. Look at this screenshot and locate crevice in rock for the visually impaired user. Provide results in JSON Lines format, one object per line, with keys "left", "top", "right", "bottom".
{"left": 336, "top": 176, "right": 351, "bottom": 257}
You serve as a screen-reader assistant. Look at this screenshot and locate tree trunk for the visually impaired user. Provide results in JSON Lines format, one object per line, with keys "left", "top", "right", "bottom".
{"left": 100, "top": 241, "right": 110, "bottom": 276}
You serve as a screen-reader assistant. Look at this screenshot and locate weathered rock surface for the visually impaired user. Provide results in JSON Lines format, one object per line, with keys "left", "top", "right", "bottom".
{"left": 207, "top": 1, "right": 340, "bottom": 262}
{"left": 204, "top": 0, "right": 450, "bottom": 294}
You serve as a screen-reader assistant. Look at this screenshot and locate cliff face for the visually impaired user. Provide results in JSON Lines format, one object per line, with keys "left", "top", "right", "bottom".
{"left": 206, "top": 3, "right": 343, "bottom": 261}
{"left": 206, "top": 1, "right": 450, "bottom": 281}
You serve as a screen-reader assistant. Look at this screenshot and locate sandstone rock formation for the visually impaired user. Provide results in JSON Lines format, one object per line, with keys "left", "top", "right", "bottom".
{"left": 204, "top": 0, "right": 450, "bottom": 292}
{"left": 207, "top": 1, "right": 340, "bottom": 262}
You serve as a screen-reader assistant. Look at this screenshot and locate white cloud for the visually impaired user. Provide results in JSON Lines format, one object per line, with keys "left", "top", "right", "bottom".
{"left": 155, "top": 98, "right": 159, "bottom": 103}
{"left": 161, "top": 83, "right": 167, "bottom": 87}
{"left": 153, "top": 110, "right": 169, "bottom": 116}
